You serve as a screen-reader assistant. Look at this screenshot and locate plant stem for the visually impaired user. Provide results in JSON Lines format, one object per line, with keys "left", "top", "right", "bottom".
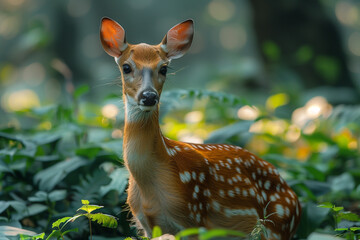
{"left": 88, "top": 217, "right": 92, "bottom": 240}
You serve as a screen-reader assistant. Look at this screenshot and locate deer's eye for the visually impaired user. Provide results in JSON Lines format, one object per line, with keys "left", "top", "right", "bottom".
{"left": 123, "top": 64, "right": 132, "bottom": 74}
{"left": 159, "top": 66, "right": 167, "bottom": 76}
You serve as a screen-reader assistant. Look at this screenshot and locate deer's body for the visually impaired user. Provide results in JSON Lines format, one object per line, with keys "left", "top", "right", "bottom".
{"left": 100, "top": 18, "right": 301, "bottom": 240}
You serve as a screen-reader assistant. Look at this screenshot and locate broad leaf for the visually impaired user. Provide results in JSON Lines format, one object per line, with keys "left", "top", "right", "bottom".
{"left": 100, "top": 167, "right": 129, "bottom": 197}
{"left": 34, "top": 156, "right": 87, "bottom": 191}
{"left": 89, "top": 213, "right": 118, "bottom": 228}
{"left": 78, "top": 204, "right": 103, "bottom": 214}
{"left": 52, "top": 217, "right": 71, "bottom": 229}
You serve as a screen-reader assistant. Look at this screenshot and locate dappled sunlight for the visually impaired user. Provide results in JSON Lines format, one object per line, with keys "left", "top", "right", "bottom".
{"left": 111, "top": 129, "right": 123, "bottom": 139}
{"left": 335, "top": 1, "right": 358, "bottom": 26}
{"left": 237, "top": 105, "right": 259, "bottom": 120}
{"left": 207, "top": 0, "right": 235, "bottom": 21}
{"left": 101, "top": 104, "right": 119, "bottom": 119}
{"left": 1, "top": 89, "right": 40, "bottom": 112}
{"left": 184, "top": 111, "right": 203, "bottom": 124}
{"left": 292, "top": 96, "right": 332, "bottom": 128}
{"left": 219, "top": 25, "right": 247, "bottom": 50}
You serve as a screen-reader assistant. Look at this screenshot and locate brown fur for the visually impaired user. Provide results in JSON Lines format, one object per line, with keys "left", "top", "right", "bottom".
{"left": 100, "top": 18, "right": 301, "bottom": 239}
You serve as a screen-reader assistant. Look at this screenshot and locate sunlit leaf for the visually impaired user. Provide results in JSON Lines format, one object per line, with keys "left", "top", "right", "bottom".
{"left": 78, "top": 204, "right": 103, "bottom": 214}
{"left": 52, "top": 217, "right": 71, "bottom": 229}
{"left": 152, "top": 226, "right": 162, "bottom": 238}
{"left": 88, "top": 213, "right": 118, "bottom": 228}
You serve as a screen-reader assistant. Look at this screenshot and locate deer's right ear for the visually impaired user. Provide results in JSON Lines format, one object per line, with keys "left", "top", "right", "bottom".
{"left": 100, "top": 17, "right": 127, "bottom": 58}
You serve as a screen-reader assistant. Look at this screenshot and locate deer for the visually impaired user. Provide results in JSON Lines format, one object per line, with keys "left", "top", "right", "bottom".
{"left": 99, "top": 17, "right": 301, "bottom": 240}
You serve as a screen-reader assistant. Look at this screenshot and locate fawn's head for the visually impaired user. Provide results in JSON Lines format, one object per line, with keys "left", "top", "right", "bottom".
{"left": 100, "top": 18, "right": 194, "bottom": 113}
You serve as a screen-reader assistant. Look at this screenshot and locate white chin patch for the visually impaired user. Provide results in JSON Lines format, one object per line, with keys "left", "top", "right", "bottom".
{"left": 139, "top": 105, "right": 157, "bottom": 112}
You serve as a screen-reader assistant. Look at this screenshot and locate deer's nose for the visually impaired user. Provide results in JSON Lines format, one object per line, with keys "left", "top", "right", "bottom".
{"left": 139, "top": 90, "right": 159, "bottom": 106}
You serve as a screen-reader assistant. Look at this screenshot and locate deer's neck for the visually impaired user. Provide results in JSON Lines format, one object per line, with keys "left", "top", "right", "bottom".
{"left": 123, "top": 96, "right": 168, "bottom": 186}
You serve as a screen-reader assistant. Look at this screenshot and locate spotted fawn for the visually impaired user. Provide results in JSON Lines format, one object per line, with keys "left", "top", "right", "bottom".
{"left": 100, "top": 17, "right": 301, "bottom": 240}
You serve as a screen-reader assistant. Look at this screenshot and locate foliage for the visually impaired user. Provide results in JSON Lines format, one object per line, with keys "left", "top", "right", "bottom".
{"left": 318, "top": 202, "right": 360, "bottom": 240}
{"left": 1, "top": 85, "right": 360, "bottom": 239}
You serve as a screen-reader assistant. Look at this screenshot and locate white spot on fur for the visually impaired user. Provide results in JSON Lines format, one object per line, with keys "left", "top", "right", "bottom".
{"left": 228, "top": 190, "right": 235, "bottom": 197}
{"left": 224, "top": 208, "right": 258, "bottom": 218}
{"left": 199, "top": 172, "right": 205, "bottom": 183}
{"left": 261, "top": 191, "right": 267, "bottom": 201}
{"left": 180, "top": 171, "right": 191, "bottom": 183}
{"left": 194, "top": 185, "right": 199, "bottom": 193}
{"left": 192, "top": 171, "right": 197, "bottom": 180}
{"left": 264, "top": 180, "right": 271, "bottom": 190}
{"left": 252, "top": 172, "right": 256, "bottom": 180}
{"left": 196, "top": 213, "right": 201, "bottom": 223}
{"left": 249, "top": 188, "right": 256, "bottom": 197}
{"left": 227, "top": 159, "right": 232, "bottom": 164}
{"left": 236, "top": 167, "right": 241, "bottom": 173}
{"left": 203, "top": 189, "right": 211, "bottom": 197}
{"left": 212, "top": 201, "right": 221, "bottom": 212}
{"left": 228, "top": 178, "right": 233, "bottom": 185}
{"left": 219, "top": 189, "right": 225, "bottom": 197}
{"left": 242, "top": 189, "right": 248, "bottom": 197}
{"left": 276, "top": 204, "right": 284, "bottom": 218}
{"left": 219, "top": 175, "right": 225, "bottom": 182}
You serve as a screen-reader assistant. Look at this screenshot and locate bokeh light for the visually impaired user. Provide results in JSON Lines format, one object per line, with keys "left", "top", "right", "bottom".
{"left": 2, "top": 89, "right": 40, "bottom": 112}
{"left": 292, "top": 96, "right": 332, "bottom": 128}
{"left": 237, "top": 105, "right": 259, "bottom": 120}
{"left": 208, "top": 0, "right": 235, "bottom": 21}
{"left": 184, "top": 111, "right": 203, "bottom": 124}
{"left": 335, "top": 1, "right": 358, "bottom": 25}
{"left": 101, "top": 104, "right": 119, "bottom": 119}
{"left": 348, "top": 32, "right": 360, "bottom": 56}
{"left": 22, "top": 62, "right": 46, "bottom": 86}
{"left": 219, "top": 25, "right": 247, "bottom": 50}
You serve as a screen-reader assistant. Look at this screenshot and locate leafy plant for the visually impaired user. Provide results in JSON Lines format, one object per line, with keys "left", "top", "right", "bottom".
{"left": 318, "top": 202, "right": 360, "bottom": 240}
{"left": 46, "top": 200, "right": 118, "bottom": 240}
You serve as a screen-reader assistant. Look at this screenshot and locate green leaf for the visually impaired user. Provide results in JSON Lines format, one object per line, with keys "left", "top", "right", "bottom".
{"left": 99, "top": 167, "right": 129, "bottom": 197}
{"left": 28, "top": 191, "right": 48, "bottom": 202}
{"left": 152, "top": 226, "right": 162, "bottom": 238}
{"left": 78, "top": 204, "right": 103, "bottom": 214}
{"left": 314, "top": 56, "right": 340, "bottom": 83}
{"left": 262, "top": 41, "right": 280, "bottom": 61}
{"left": 338, "top": 211, "right": 360, "bottom": 222}
{"left": 48, "top": 190, "right": 67, "bottom": 202}
{"left": 317, "top": 202, "right": 333, "bottom": 209}
{"left": 74, "top": 84, "right": 90, "bottom": 99}
{"left": 46, "top": 229, "right": 61, "bottom": 240}
{"left": 88, "top": 213, "right": 118, "bottom": 228}
{"left": 200, "top": 229, "right": 245, "bottom": 240}
{"left": 329, "top": 172, "right": 355, "bottom": 193}
{"left": 0, "top": 201, "right": 10, "bottom": 214}
{"left": 81, "top": 200, "right": 89, "bottom": 205}
{"left": 332, "top": 206, "right": 344, "bottom": 212}
{"left": 34, "top": 156, "right": 87, "bottom": 191}
{"left": 61, "top": 228, "right": 78, "bottom": 236}
{"left": 205, "top": 121, "right": 253, "bottom": 144}
{"left": 52, "top": 217, "right": 71, "bottom": 229}
{"left": 335, "top": 228, "right": 348, "bottom": 231}
{"left": 175, "top": 228, "right": 201, "bottom": 240}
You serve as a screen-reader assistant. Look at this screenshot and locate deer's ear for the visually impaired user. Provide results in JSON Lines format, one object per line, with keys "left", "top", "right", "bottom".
{"left": 161, "top": 19, "right": 194, "bottom": 59}
{"left": 100, "top": 17, "right": 127, "bottom": 58}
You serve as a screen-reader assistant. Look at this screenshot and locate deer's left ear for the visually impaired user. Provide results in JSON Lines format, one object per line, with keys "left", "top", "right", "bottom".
{"left": 161, "top": 19, "right": 194, "bottom": 59}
